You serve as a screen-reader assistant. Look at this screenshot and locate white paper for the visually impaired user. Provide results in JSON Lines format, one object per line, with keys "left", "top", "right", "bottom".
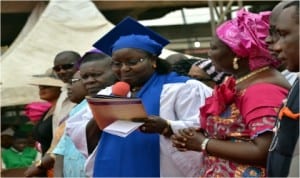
{"left": 103, "top": 120, "right": 144, "bottom": 137}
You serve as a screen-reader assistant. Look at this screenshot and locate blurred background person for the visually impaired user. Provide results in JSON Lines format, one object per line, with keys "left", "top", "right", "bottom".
{"left": 171, "top": 58, "right": 198, "bottom": 76}
{"left": 53, "top": 50, "right": 117, "bottom": 177}
{"left": 29, "top": 68, "right": 64, "bottom": 156}
{"left": 1, "top": 130, "right": 40, "bottom": 170}
{"left": 25, "top": 51, "right": 82, "bottom": 177}
{"left": 53, "top": 49, "right": 116, "bottom": 177}
{"left": 265, "top": 1, "right": 298, "bottom": 85}
{"left": 188, "top": 58, "right": 229, "bottom": 88}
{"left": 267, "top": 1, "right": 299, "bottom": 177}
{"left": 52, "top": 51, "right": 80, "bottom": 135}
{"left": 25, "top": 68, "right": 63, "bottom": 177}
{"left": 53, "top": 70, "right": 88, "bottom": 177}
{"left": 165, "top": 53, "right": 189, "bottom": 66}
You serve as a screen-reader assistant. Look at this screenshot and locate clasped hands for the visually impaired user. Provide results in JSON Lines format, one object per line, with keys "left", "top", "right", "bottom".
{"left": 133, "top": 116, "right": 206, "bottom": 152}
{"left": 171, "top": 127, "right": 206, "bottom": 152}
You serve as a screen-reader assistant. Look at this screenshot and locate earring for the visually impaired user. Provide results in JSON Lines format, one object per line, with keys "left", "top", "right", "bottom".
{"left": 152, "top": 63, "right": 157, "bottom": 69}
{"left": 233, "top": 57, "right": 239, "bottom": 70}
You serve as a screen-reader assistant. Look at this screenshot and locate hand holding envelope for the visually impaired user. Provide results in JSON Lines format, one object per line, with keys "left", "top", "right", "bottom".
{"left": 132, "top": 116, "right": 171, "bottom": 135}
{"left": 86, "top": 96, "right": 148, "bottom": 137}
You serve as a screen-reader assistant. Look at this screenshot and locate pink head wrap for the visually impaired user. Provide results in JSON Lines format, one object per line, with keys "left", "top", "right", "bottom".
{"left": 216, "top": 8, "right": 280, "bottom": 71}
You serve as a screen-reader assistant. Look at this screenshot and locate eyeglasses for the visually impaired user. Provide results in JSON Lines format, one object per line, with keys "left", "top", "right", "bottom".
{"left": 70, "top": 78, "right": 81, "bottom": 85}
{"left": 53, "top": 63, "right": 74, "bottom": 72}
{"left": 111, "top": 58, "right": 146, "bottom": 69}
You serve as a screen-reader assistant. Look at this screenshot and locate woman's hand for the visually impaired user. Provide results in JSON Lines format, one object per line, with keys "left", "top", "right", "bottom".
{"left": 132, "top": 116, "right": 169, "bottom": 135}
{"left": 171, "top": 127, "right": 205, "bottom": 152}
{"left": 24, "top": 164, "right": 46, "bottom": 177}
{"left": 24, "top": 153, "right": 54, "bottom": 177}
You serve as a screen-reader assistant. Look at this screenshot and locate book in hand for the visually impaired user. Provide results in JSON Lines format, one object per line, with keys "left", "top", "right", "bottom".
{"left": 86, "top": 96, "right": 147, "bottom": 137}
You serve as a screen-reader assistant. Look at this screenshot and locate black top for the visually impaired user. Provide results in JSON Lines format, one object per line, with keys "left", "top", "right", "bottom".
{"left": 32, "top": 109, "right": 53, "bottom": 156}
{"left": 267, "top": 78, "right": 299, "bottom": 177}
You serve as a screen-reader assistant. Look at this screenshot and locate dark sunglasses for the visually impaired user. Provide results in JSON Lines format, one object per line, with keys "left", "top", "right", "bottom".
{"left": 53, "top": 63, "right": 74, "bottom": 72}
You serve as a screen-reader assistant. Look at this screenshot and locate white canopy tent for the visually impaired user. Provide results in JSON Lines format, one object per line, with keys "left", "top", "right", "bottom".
{"left": 1, "top": 0, "right": 179, "bottom": 107}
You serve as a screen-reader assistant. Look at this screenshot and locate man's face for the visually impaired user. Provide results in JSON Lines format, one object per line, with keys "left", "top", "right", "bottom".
{"left": 53, "top": 55, "right": 77, "bottom": 83}
{"left": 80, "top": 60, "right": 116, "bottom": 96}
{"left": 13, "top": 138, "right": 28, "bottom": 152}
{"left": 274, "top": 6, "right": 299, "bottom": 72}
{"left": 265, "top": 2, "right": 287, "bottom": 62}
{"left": 67, "top": 71, "right": 87, "bottom": 103}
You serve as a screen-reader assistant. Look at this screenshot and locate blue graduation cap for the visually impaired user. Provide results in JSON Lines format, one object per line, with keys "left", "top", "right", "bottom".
{"left": 93, "top": 16, "right": 169, "bottom": 56}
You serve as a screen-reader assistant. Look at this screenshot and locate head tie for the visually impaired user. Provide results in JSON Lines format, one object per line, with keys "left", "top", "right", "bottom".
{"left": 216, "top": 8, "right": 280, "bottom": 70}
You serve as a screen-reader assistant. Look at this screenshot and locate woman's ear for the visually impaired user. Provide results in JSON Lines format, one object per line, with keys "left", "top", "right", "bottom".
{"left": 148, "top": 56, "right": 157, "bottom": 69}
{"left": 152, "top": 63, "right": 157, "bottom": 69}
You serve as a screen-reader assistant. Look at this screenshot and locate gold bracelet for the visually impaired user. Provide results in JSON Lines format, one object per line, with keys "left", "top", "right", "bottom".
{"left": 161, "top": 120, "right": 171, "bottom": 136}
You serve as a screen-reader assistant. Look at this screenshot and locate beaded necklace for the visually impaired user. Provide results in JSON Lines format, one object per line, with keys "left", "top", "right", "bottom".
{"left": 236, "top": 66, "right": 270, "bottom": 84}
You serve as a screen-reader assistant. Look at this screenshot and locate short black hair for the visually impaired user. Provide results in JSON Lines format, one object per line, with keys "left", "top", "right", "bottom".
{"left": 55, "top": 50, "right": 81, "bottom": 62}
{"left": 81, "top": 53, "right": 111, "bottom": 64}
{"left": 141, "top": 49, "right": 172, "bottom": 74}
{"left": 172, "top": 58, "right": 199, "bottom": 76}
{"left": 77, "top": 52, "right": 112, "bottom": 69}
{"left": 156, "top": 58, "right": 172, "bottom": 74}
{"left": 283, "top": 0, "right": 299, "bottom": 24}
{"left": 13, "top": 130, "right": 29, "bottom": 139}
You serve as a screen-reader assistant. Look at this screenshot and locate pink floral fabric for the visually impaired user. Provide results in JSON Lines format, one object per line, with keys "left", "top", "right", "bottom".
{"left": 199, "top": 77, "right": 288, "bottom": 177}
{"left": 24, "top": 101, "right": 52, "bottom": 122}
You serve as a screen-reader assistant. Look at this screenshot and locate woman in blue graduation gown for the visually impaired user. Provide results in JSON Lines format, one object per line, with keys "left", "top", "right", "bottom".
{"left": 92, "top": 17, "right": 212, "bottom": 177}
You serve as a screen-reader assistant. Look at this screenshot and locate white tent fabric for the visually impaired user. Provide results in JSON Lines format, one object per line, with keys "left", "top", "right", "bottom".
{"left": 0, "top": 2, "right": 47, "bottom": 85}
{"left": 1, "top": 2, "right": 47, "bottom": 61}
{"left": 1, "top": 0, "right": 114, "bottom": 107}
{"left": 0, "top": 0, "right": 180, "bottom": 107}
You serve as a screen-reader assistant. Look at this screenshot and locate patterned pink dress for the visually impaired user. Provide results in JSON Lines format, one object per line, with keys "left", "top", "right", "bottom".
{"left": 200, "top": 77, "right": 288, "bottom": 177}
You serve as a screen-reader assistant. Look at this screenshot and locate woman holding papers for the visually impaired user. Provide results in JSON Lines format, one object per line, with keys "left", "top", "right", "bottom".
{"left": 91, "top": 17, "right": 212, "bottom": 177}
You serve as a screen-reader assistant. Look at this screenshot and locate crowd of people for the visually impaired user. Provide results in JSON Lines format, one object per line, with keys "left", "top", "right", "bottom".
{"left": 1, "top": 1, "right": 299, "bottom": 177}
